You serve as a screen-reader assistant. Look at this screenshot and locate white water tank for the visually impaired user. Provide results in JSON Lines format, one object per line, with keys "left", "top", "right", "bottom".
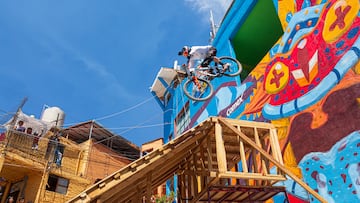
{"left": 41, "top": 106, "right": 65, "bottom": 128}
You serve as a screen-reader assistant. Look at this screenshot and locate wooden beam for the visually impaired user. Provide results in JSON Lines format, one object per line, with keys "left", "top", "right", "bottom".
{"left": 271, "top": 128, "right": 283, "bottom": 165}
{"left": 145, "top": 171, "right": 152, "bottom": 202}
{"left": 218, "top": 118, "right": 327, "bottom": 203}
{"left": 215, "top": 122, "right": 227, "bottom": 173}
{"left": 254, "top": 127, "right": 268, "bottom": 177}
{"left": 237, "top": 126, "right": 248, "bottom": 173}
{"left": 218, "top": 172, "right": 286, "bottom": 181}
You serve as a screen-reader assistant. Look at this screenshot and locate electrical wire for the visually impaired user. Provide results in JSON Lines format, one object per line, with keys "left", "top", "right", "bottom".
{"left": 63, "top": 95, "right": 157, "bottom": 127}
{"left": 93, "top": 108, "right": 173, "bottom": 145}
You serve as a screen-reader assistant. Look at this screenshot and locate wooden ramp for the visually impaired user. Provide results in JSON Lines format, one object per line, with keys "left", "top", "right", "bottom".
{"left": 67, "top": 117, "right": 326, "bottom": 203}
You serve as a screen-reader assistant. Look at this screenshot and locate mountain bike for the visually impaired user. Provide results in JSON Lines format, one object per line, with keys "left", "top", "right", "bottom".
{"left": 181, "top": 56, "right": 242, "bottom": 101}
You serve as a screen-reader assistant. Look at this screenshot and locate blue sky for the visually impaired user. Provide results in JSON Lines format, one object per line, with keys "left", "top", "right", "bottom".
{"left": 0, "top": 0, "right": 231, "bottom": 146}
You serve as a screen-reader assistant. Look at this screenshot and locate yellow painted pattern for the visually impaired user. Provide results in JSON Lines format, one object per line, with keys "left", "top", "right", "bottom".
{"left": 284, "top": 143, "right": 303, "bottom": 178}
{"left": 277, "top": 0, "right": 296, "bottom": 29}
{"left": 264, "top": 62, "right": 290, "bottom": 94}
{"left": 271, "top": 118, "right": 290, "bottom": 140}
{"left": 354, "top": 61, "right": 360, "bottom": 74}
{"left": 323, "top": 0, "right": 359, "bottom": 43}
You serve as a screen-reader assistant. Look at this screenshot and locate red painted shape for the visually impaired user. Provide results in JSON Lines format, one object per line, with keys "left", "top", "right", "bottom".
{"left": 288, "top": 193, "right": 310, "bottom": 203}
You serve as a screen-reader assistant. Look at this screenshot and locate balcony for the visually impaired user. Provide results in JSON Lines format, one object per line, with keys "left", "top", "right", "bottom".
{"left": 0, "top": 129, "right": 51, "bottom": 166}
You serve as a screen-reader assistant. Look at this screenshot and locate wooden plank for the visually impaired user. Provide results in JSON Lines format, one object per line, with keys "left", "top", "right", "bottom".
{"left": 192, "top": 152, "right": 199, "bottom": 196}
{"left": 271, "top": 128, "right": 284, "bottom": 165}
{"left": 218, "top": 172, "right": 286, "bottom": 181}
{"left": 215, "top": 122, "right": 227, "bottom": 173}
{"left": 199, "top": 144, "right": 205, "bottom": 191}
{"left": 237, "top": 126, "right": 248, "bottom": 173}
{"left": 145, "top": 172, "right": 152, "bottom": 202}
{"left": 223, "top": 119, "right": 275, "bottom": 129}
{"left": 206, "top": 136, "right": 213, "bottom": 172}
{"left": 254, "top": 127, "right": 268, "bottom": 177}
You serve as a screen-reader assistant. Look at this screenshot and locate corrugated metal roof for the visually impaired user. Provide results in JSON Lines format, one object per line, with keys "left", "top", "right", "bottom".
{"left": 63, "top": 120, "right": 140, "bottom": 160}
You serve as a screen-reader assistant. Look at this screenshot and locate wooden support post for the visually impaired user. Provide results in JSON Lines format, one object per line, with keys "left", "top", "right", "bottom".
{"left": 251, "top": 148, "right": 260, "bottom": 186}
{"left": 186, "top": 161, "right": 193, "bottom": 200}
{"left": 206, "top": 136, "right": 213, "bottom": 173}
{"left": 1, "top": 181, "right": 11, "bottom": 203}
{"left": 215, "top": 122, "right": 227, "bottom": 173}
{"left": 199, "top": 144, "right": 205, "bottom": 190}
{"left": 179, "top": 174, "right": 185, "bottom": 201}
{"left": 268, "top": 128, "right": 279, "bottom": 175}
{"left": 146, "top": 172, "right": 152, "bottom": 202}
{"left": 133, "top": 186, "right": 142, "bottom": 203}
{"left": 271, "top": 129, "right": 283, "bottom": 165}
{"left": 237, "top": 126, "right": 248, "bottom": 173}
{"left": 192, "top": 152, "right": 199, "bottom": 196}
{"left": 254, "top": 128, "right": 268, "bottom": 176}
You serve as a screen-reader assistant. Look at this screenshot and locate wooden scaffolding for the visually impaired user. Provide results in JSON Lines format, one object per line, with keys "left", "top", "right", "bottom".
{"left": 67, "top": 117, "right": 326, "bottom": 203}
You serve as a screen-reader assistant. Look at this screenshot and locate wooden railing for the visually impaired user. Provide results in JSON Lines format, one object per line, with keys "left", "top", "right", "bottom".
{"left": 0, "top": 129, "right": 50, "bottom": 164}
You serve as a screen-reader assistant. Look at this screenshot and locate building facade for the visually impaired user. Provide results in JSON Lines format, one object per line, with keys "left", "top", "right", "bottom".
{"left": 0, "top": 114, "right": 139, "bottom": 203}
{"left": 151, "top": 0, "right": 359, "bottom": 202}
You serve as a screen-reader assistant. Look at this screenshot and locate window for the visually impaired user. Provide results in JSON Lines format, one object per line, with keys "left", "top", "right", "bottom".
{"left": 175, "top": 104, "right": 190, "bottom": 136}
{"left": 46, "top": 174, "right": 69, "bottom": 195}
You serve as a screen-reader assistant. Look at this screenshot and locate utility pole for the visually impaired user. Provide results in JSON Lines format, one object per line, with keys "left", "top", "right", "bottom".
{"left": 10, "top": 97, "right": 28, "bottom": 128}
{"left": 209, "top": 10, "right": 217, "bottom": 43}
{"left": 0, "top": 97, "right": 28, "bottom": 171}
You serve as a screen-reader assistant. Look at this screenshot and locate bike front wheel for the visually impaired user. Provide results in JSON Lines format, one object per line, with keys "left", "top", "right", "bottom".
{"left": 219, "top": 56, "right": 242, "bottom": 77}
{"left": 183, "top": 77, "right": 214, "bottom": 101}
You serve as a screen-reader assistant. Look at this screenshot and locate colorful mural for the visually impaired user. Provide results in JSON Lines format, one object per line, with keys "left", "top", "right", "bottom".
{"left": 239, "top": 0, "right": 360, "bottom": 202}
{"left": 152, "top": 0, "right": 359, "bottom": 202}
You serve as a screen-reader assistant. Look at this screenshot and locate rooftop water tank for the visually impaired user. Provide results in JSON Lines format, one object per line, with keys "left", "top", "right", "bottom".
{"left": 41, "top": 106, "right": 65, "bottom": 128}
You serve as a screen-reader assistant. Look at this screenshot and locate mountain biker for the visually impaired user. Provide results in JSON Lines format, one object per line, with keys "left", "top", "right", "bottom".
{"left": 178, "top": 45, "right": 229, "bottom": 74}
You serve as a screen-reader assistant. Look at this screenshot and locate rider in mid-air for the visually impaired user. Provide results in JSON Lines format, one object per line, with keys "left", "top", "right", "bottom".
{"left": 178, "top": 45, "right": 229, "bottom": 74}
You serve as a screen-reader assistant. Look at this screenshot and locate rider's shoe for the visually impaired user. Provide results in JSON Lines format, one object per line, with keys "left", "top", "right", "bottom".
{"left": 223, "top": 63, "right": 230, "bottom": 71}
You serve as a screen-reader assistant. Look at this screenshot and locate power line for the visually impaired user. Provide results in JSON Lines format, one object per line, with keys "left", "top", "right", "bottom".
{"left": 63, "top": 95, "right": 157, "bottom": 127}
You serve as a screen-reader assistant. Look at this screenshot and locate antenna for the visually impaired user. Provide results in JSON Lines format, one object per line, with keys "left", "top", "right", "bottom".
{"left": 10, "top": 97, "right": 28, "bottom": 127}
{"left": 209, "top": 10, "right": 217, "bottom": 43}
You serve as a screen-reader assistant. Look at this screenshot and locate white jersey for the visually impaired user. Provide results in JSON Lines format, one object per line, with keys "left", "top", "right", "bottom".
{"left": 187, "top": 45, "right": 212, "bottom": 71}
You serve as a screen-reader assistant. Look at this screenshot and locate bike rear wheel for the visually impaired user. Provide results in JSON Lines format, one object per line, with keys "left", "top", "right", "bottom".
{"left": 219, "top": 56, "right": 242, "bottom": 77}
{"left": 183, "top": 77, "right": 213, "bottom": 101}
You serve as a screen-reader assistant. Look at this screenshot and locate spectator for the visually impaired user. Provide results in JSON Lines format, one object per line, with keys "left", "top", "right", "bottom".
{"left": 18, "top": 197, "right": 25, "bottom": 203}
{"left": 26, "top": 127, "right": 32, "bottom": 135}
{"left": 7, "top": 196, "right": 14, "bottom": 203}
{"left": 55, "top": 147, "right": 63, "bottom": 167}
{"left": 15, "top": 121, "right": 26, "bottom": 132}
{"left": 32, "top": 132, "right": 40, "bottom": 150}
